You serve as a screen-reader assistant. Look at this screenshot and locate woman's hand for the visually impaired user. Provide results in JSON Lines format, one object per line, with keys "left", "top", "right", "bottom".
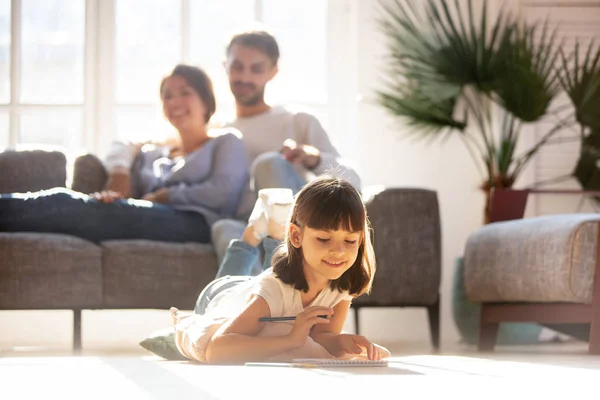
{"left": 90, "top": 190, "right": 124, "bottom": 204}
{"left": 286, "top": 306, "right": 334, "bottom": 348}
{"left": 142, "top": 188, "right": 169, "bottom": 203}
{"left": 332, "top": 334, "right": 391, "bottom": 360}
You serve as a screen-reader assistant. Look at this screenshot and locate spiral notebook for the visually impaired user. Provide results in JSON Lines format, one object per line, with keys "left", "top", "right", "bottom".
{"left": 292, "top": 358, "right": 388, "bottom": 367}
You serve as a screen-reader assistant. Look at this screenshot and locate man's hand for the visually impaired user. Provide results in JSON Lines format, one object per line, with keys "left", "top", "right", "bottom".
{"left": 280, "top": 139, "right": 321, "bottom": 170}
{"left": 142, "top": 188, "right": 169, "bottom": 203}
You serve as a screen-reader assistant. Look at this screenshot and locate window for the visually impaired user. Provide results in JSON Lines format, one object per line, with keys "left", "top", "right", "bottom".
{"left": 0, "top": 111, "right": 7, "bottom": 147}
{"left": 1, "top": 0, "right": 338, "bottom": 155}
{"left": 0, "top": 0, "right": 9, "bottom": 106}
{"left": 262, "top": 0, "right": 328, "bottom": 105}
{"left": 115, "top": 0, "right": 181, "bottom": 104}
{"left": 1, "top": 0, "right": 85, "bottom": 150}
{"left": 113, "top": 0, "right": 182, "bottom": 143}
{"left": 114, "top": 106, "right": 172, "bottom": 144}
{"left": 188, "top": 0, "right": 255, "bottom": 111}
{"left": 20, "top": 0, "right": 84, "bottom": 104}
{"left": 19, "top": 109, "right": 82, "bottom": 148}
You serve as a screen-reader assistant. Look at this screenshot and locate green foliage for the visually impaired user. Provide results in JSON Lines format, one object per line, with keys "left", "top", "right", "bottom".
{"left": 559, "top": 41, "right": 600, "bottom": 191}
{"left": 377, "top": 0, "right": 596, "bottom": 188}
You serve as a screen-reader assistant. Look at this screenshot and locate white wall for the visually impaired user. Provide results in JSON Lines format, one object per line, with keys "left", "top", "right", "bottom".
{"left": 354, "top": 0, "right": 490, "bottom": 347}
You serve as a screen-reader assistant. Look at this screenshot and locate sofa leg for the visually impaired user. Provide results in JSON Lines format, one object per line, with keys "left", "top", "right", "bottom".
{"left": 478, "top": 305, "right": 499, "bottom": 352}
{"left": 73, "top": 309, "right": 82, "bottom": 354}
{"left": 354, "top": 307, "right": 360, "bottom": 335}
{"left": 426, "top": 296, "right": 441, "bottom": 350}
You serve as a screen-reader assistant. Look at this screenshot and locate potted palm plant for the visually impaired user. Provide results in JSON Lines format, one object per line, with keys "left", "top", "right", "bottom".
{"left": 376, "top": 0, "right": 600, "bottom": 223}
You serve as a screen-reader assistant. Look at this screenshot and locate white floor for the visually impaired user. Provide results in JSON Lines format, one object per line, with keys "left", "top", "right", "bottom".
{"left": 1, "top": 341, "right": 599, "bottom": 399}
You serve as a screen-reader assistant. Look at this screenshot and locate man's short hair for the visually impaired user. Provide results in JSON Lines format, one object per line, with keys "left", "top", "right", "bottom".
{"left": 226, "top": 30, "right": 280, "bottom": 65}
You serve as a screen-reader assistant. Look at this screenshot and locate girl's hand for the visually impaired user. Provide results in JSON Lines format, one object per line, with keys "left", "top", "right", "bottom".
{"left": 334, "top": 334, "right": 391, "bottom": 360}
{"left": 91, "top": 190, "right": 123, "bottom": 203}
{"left": 286, "top": 306, "right": 334, "bottom": 348}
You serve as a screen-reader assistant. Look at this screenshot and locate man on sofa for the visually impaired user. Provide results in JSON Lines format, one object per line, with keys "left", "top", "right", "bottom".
{"left": 212, "top": 29, "right": 361, "bottom": 265}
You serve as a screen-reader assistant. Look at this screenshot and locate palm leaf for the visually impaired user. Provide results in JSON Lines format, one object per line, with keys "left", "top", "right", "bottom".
{"left": 492, "top": 20, "right": 562, "bottom": 122}
{"left": 376, "top": 83, "right": 466, "bottom": 135}
{"left": 574, "top": 129, "right": 600, "bottom": 191}
{"left": 559, "top": 40, "right": 600, "bottom": 130}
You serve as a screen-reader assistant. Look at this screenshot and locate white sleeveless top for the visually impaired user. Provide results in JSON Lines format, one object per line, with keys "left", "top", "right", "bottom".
{"left": 174, "top": 269, "right": 353, "bottom": 363}
{"left": 205, "top": 268, "right": 353, "bottom": 320}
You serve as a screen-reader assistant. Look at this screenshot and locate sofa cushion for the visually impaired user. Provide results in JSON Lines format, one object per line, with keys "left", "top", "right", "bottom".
{"left": 71, "top": 154, "right": 108, "bottom": 194}
{"left": 0, "top": 150, "right": 67, "bottom": 193}
{"left": 0, "top": 233, "right": 102, "bottom": 309}
{"left": 101, "top": 240, "right": 218, "bottom": 309}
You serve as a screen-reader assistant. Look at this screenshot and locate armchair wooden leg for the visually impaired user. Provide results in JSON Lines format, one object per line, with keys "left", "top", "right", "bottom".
{"left": 426, "top": 296, "right": 441, "bottom": 350}
{"left": 73, "top": 309, "right": 82, "bottom": 354}
{"left": 589, "top": 222, "right": 600, "bottom": 354}
{"left": 589, "top": 321, "right": 600, "bottom": 355}
{"left": 354, "top": 307, "right": 360, "bottom": 335}
{"left": 478, "top": 304, "right": 499, "bottom": 352}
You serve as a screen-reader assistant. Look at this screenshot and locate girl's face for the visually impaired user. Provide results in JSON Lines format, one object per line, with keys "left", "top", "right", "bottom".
{"left": 290, "top": 225, "right": 362, "bottom": 282}
{"left": 161, "top": 75, "right": 207, "bottom": 132}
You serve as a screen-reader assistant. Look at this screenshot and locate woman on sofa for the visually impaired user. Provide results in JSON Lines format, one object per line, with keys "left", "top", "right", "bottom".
{"left": 0, "top": 64, "right": 248, "bottom": 244}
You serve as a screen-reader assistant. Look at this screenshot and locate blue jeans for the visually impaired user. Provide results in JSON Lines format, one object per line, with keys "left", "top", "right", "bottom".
{"left": 194, "top": 275, "right": 253, "bottom": 315}
{"left": 0, "top": 187, "right": 211, "bottom": 243}
{"left": 211, "top": 152, "right": 306, "bottom": 266}
{"left": 251, "top": 151, "right": 307, "bottom": 196}
{"left": 215, "top": 237, "right": 281, "bottom": 279}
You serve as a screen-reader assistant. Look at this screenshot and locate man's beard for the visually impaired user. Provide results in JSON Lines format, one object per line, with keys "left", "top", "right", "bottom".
{"left": 232, "top": 82, "right": 265, "bottom": 106}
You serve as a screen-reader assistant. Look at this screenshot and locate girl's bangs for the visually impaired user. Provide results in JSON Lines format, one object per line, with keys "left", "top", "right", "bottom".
{"left": 304, "top": 188, "right": 365, "bottom": 233}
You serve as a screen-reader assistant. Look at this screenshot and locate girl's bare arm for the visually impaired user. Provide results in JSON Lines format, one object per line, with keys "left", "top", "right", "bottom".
{"left": 310, "top": 300, "right": 350, "bottom": 353}
{"left": 205, "top": 295, "right": 296, "bottom": 364}
{"left": 206, "top": 295, "right": 333, "bottom": 364}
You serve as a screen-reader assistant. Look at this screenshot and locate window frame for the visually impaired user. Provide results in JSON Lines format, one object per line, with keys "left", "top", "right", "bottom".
{"left": 1, "top": 0, "right": 356, "bottom": 158}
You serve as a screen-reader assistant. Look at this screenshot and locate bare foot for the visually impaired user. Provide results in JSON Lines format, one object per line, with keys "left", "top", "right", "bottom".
{"left": 241, "top": 225, "right": 261, "bottom": 247}
{"left": 170, "top": 307, "right": 193, "bottom": 324}
{"left": 170, "top": 307, "right": 182, "bottom": 323}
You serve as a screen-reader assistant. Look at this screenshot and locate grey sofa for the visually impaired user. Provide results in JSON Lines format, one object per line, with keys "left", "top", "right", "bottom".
{"left": 0, "top": 149, "right": 442, "bottom": 351}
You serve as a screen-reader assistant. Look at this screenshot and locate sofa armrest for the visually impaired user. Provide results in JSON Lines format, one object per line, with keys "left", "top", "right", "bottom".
{"left": 71, "top": 154, "right": 108, "bottom": 194}
{"left": 354, "top": 187, "right": 441, "bottom": 307}
{"left": 0, "top": 150, "right": 67, "bottom": 193}
{"left": 463, "top": 214, "right": 600, "bottom": 304}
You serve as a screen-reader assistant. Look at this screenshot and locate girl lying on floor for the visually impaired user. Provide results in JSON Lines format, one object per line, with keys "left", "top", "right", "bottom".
{"left": 170, "top": 176, "right": 391, "bottom": 364}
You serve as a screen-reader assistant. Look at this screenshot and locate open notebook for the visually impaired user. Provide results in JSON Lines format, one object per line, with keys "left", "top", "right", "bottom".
{"left": 292, "top": 358, "right": 389, "bottom": 367}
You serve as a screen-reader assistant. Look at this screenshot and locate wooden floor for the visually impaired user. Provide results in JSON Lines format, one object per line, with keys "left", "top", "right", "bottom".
{"left": 1, "top": 341, "right": 599, "bottom": 399}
